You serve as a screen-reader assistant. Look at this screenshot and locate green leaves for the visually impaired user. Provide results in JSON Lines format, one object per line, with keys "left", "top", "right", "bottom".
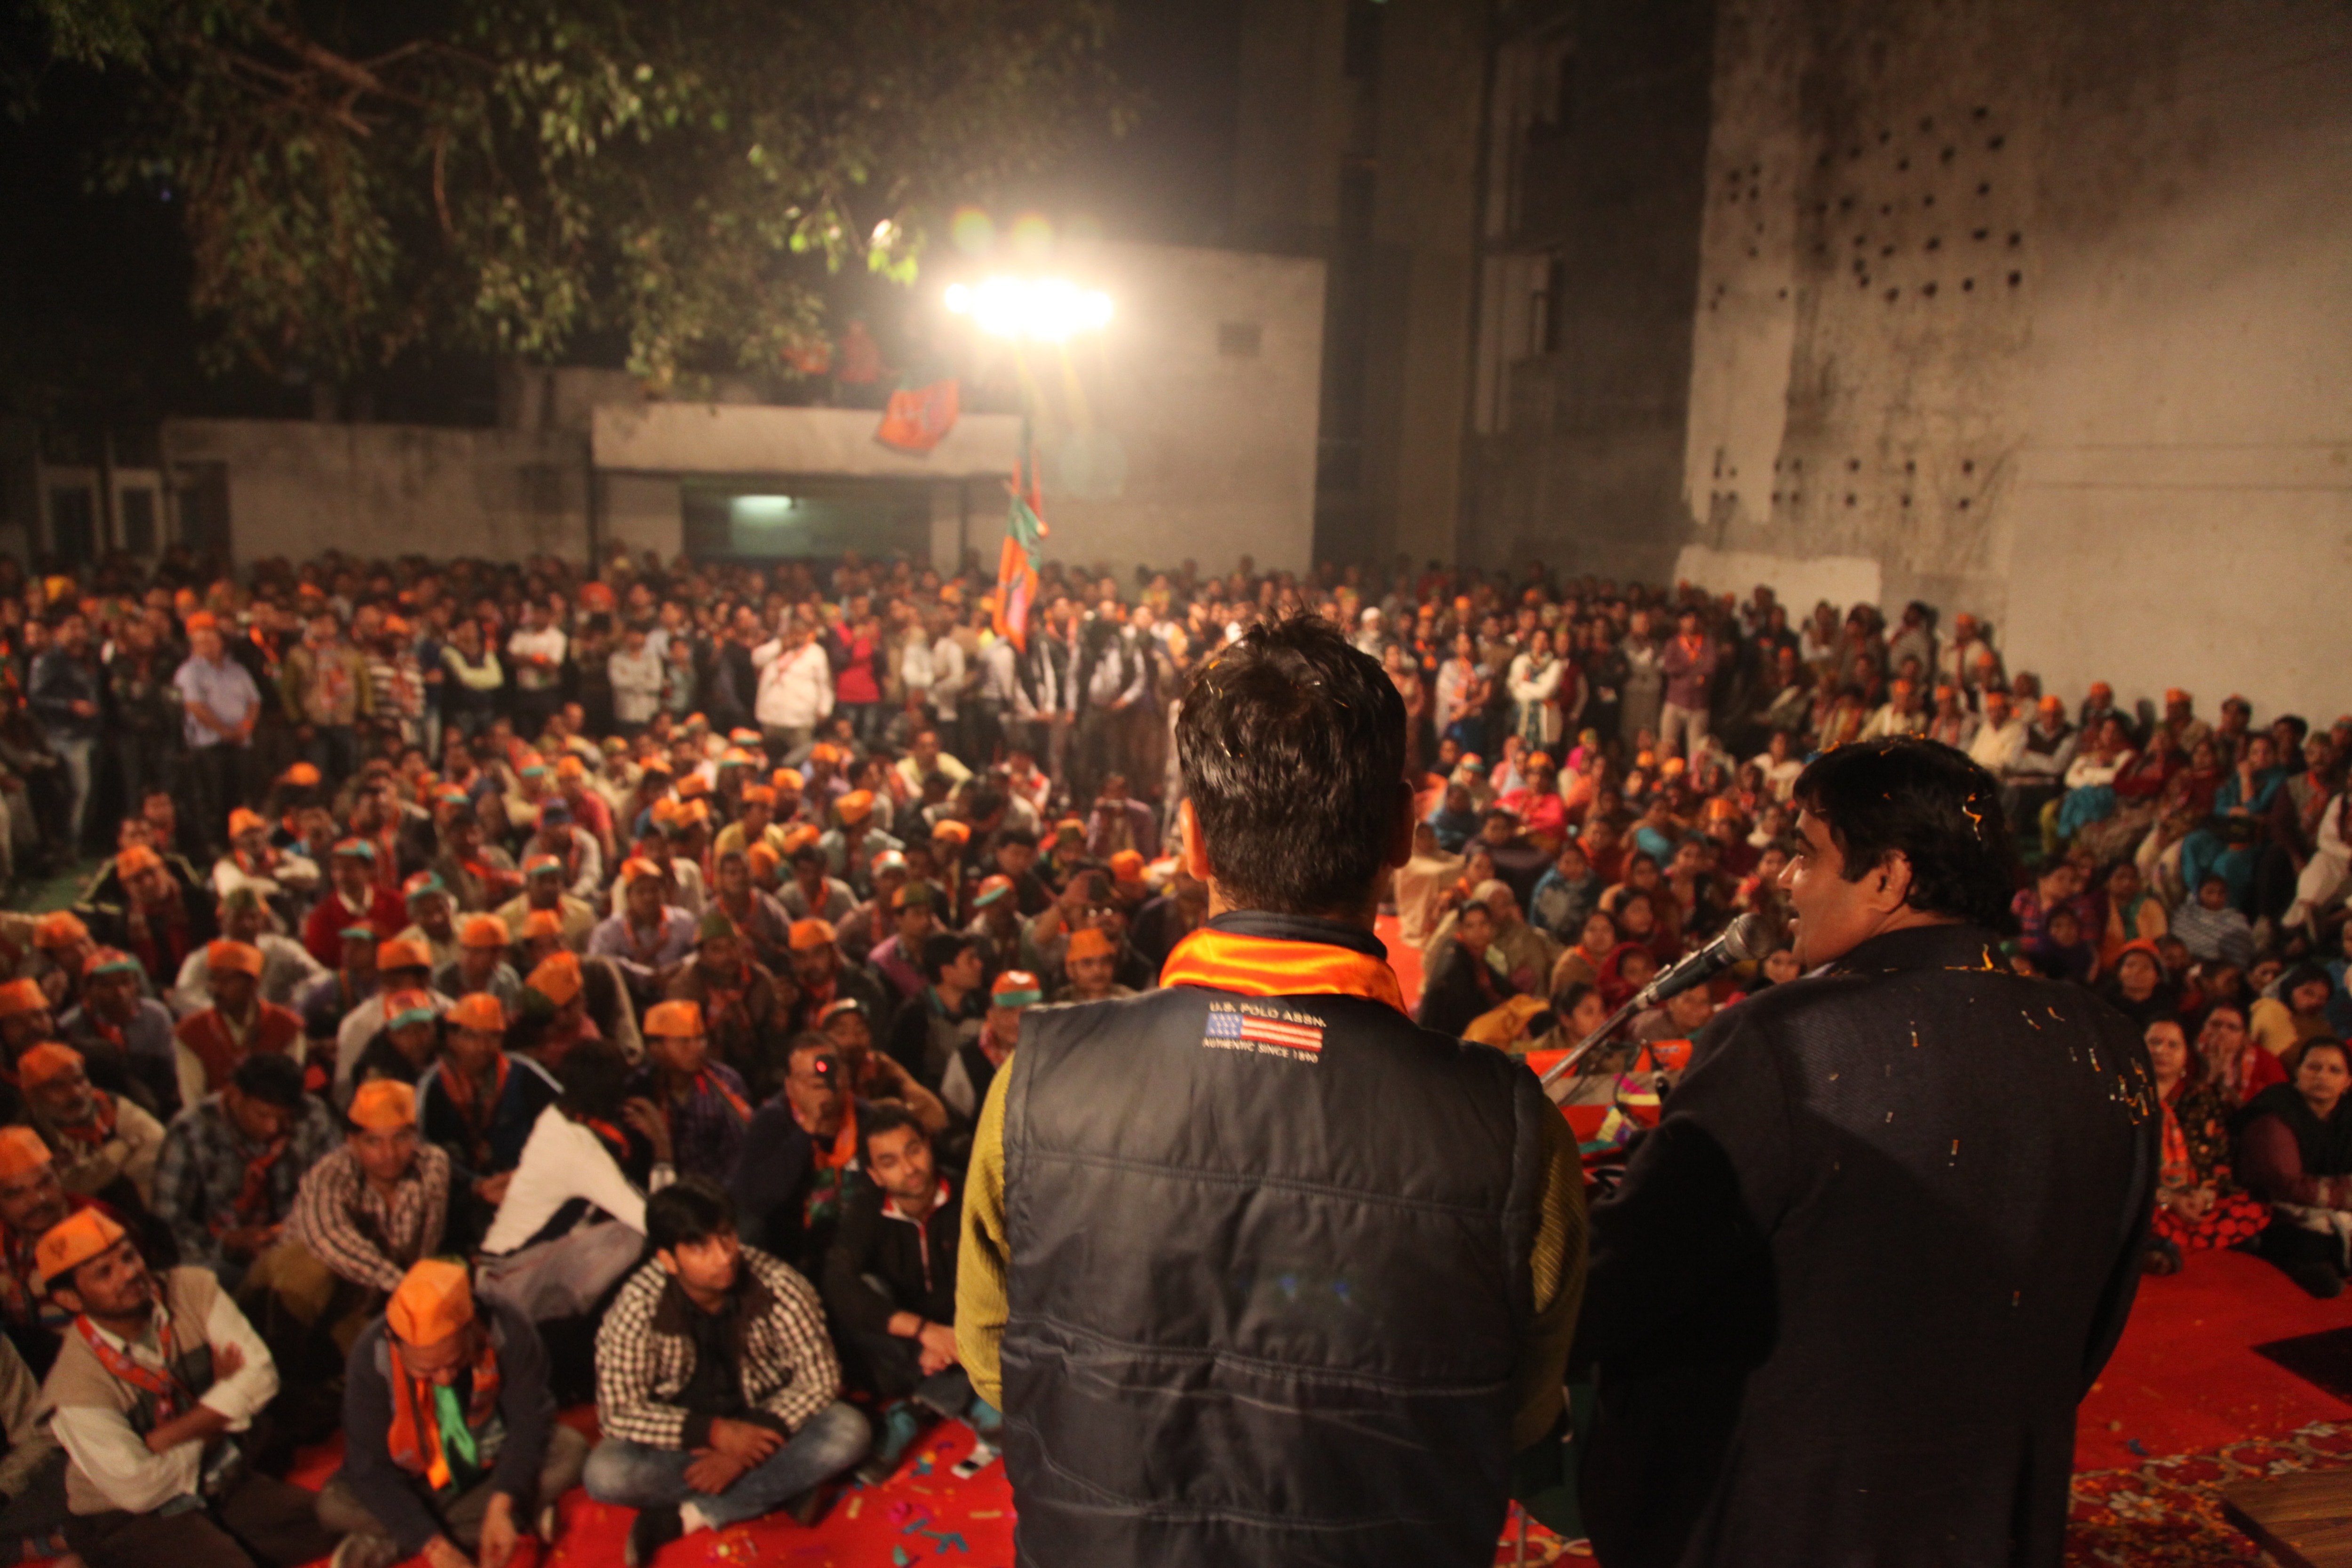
{"left": 25, "top": 0, "right": 1124, "bottom": 385}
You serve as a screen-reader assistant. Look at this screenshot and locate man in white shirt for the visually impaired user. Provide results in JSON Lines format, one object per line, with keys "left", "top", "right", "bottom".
{"left": 38, "top": 1207, "right": 338, "bottom": 1568}
{"left": 1966, "top": 690, "right": 2029, "bottom": 776}
{"left": 505, "top": 603, "right": 569, "bottom": 740}
{"left": 925, "top": 610, "right": 970, "bottom": 762}
{"left": 750, "top": 620, "right": 835, "bottom": 757}
{"left": 477, "top": 1042, "right": 675, "bottom": 1322}
{"left": 168, "top": 888, "right": 326, "bottom": 1019}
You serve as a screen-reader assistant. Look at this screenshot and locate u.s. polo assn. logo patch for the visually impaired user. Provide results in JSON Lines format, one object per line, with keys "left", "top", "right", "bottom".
{"left": 1202, "top": 1000, "right": 1325, "bottom": 1061}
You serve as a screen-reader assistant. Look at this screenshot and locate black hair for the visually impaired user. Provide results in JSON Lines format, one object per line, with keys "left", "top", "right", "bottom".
{"left": 556, "top": 1039, "right": 632, "bottom": 1121}
{"left": 1176, "top": 615, "right": 1407, "bottom": 915}
{"left": 231, "top": 1052, "right": 306, "bottom": 1108}
{"left": 645, "top": 1174, "right": 736, "bottom": 1254}
{"left": 857, "top": 1101, "right": 931, "bottom": 1166}
{"left": 995, "top": 826, "right": 1038, "bottom": 851}
{"left": 1791, "top": 738, "right": 2020, "bottom": 932}
{"left": 920, "top": 932, "right": 980, "bottom": 983}
{"left": 790, "top": 844, "right": 826, "bottom": 868}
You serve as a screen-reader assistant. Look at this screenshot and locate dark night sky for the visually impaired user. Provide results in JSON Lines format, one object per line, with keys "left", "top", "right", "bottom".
{"left": 0, "top": 0, "right": 1247, "bottom": 439}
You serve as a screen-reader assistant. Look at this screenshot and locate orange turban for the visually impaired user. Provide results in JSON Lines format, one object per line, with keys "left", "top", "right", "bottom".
{"left": 36, "top": 1208, "right": 124, "bottom": 1291}
{"left": 526, "top": 952, "right": 581, "bottom": 1006}
{"left": 788, "top": 918, "right": 837, "bottom": 952}
{"left": 206, "top": 939, "right": 264, "bottom": 978}
{"left": 1067, "top": 928, "right": 1116, "bottom": 961}
{"left": 449, "top": 993, "right": 507, "bottom": 1034}
{"left": 0, "top": 1126, "right": 51, "bottom": 1180}
{"left": 387, "top": 1258, "right": 475, "bottom": 1346}
{"left": 17, "top": 1043, "right": 81, "bottom": 1090}
{"left": 644, "top": 1000, "right": 703, "bottom": 1038}
{"left": 0, "top": 979, "right": 48, "bottom": 1019}
{"left": 349, "top": 1079, "right": 417, "bottom": 1130}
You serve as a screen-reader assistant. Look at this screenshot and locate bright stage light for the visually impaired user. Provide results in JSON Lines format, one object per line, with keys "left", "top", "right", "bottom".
{"left": 944, "top": 276, "right": 1115, "bottom": 341}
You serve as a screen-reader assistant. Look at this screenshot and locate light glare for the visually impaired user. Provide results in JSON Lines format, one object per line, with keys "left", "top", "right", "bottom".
{"left": 944, "top": 276, "right": 1114, "bottom": 341}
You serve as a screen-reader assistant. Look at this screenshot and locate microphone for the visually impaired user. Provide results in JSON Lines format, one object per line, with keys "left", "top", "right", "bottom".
{"left": 1626, "top": 912, "right": 1770, "bottom": 1012}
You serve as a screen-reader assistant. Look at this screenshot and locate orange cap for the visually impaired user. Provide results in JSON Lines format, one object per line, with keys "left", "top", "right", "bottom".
{"left": 620, "top": 858, "right": 664, "bottom": 885}
{"left": 35, "top": 1208, "right": 125, "bottom": 1291}
{"left": 17, "top": 1043, "right": 80, "bottom": 1091}
{"left": 771, "top": 769, "right": 804, "bottom": 792}
{"left": 526, "top": 952, "right": 581, "bottom": 1006}
{"left": 788, "top": 918, "right": 837, "bottom": 951}
{"left": 741, "top": 785, "right": 776, "bottom": 807}
{"left": 932, "top": 819, "right": 971, "bottom": 844}
{"left": 115, "top": 845, "right": 163, "bottom": 879}
{"left": 460, "top": 915, "right": 509, "bottom": 949}
{"left": 747, "top": 844, "right": 780, "bottom": 876}
{"left": 349, "top": 1079, "right": 417, "bottom": 1130}
{"left": 377, "top": 939, "right": 431, "bottom": 972}
{"left": 837, "top": 790, "right": 874, "bottom": 824}
{"left": 521, "top": 910, "right": 564, "bottom": 941}
{"left": 283, "top": 762, "right": 323, "bottom": 788}
{"left": 32, "top": 912, "right": 87, "bottom": 951}
{"left": 386, "top": 1258, "right": 475, "bottom": 1346}
{"left": 206, "top": 939, "right": 264, "bottom": 978}
{"left": 1067, "top": 928, "right": 1116, "bottom": 961}
{"left": 0, "top": 979, "right": 48, "bottom": 1019}
{"left": 0, "top": 1126, "right": 50, "bottom": 1179}
{"left": 781, "top": 824, "right": 821, "bottom": 855}
{"left": 644, "top": 1000, "right": 703, "bottom": 1038}
{"left": 555, "top": 756, "right": 586, "bottom": 780}
{"left": 449, "top": 992, "right": 507, "bottom": 1033}
{"left": 676, "top": 774, "right": 711, "bottom": 800}
{"left": 2165, "top": 688, "right": 2189, "bottom": 706}
{"left": 1109, "top": 850, "right": 1145, "bottom": 883}
{"left": 228, "top": 808, "right": 267, "bottom": 838}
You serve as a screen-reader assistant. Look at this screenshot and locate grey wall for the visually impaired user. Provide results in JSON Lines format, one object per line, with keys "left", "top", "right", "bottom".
{"left": 163, "top": 419, "right": 590, "bottom": 565}
{"left": 1461, "top": 0, "right": 1720, "bottom": 579}
{"left": 1677, "top": 0, "right": 2352, "bottom": 719}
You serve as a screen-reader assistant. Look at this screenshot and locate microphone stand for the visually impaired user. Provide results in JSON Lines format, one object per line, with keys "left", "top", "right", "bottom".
{"left": 1537, "top": 996, "right": 1644, "bottom": 1095}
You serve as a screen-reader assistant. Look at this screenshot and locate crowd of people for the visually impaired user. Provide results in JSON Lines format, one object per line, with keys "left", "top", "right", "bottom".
{"left": 0, "top": 542, "right": 2337, "bottom": 1566}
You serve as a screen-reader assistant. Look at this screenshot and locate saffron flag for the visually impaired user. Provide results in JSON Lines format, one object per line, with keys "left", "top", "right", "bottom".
{"left": 994, "top": 423, "right": 1047, "bottom": 652}
{"left": 874, "top": 379, "right": 961, "bottom": 454}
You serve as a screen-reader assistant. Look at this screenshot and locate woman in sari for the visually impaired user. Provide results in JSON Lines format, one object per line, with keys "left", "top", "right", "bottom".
{"left": 2057, "top": 716, "right": 2137, "bottom": 844}
{"left": 2236, "top": 1037, "right": 2352, "bottom": 1298}
{"left": 1594, "top": 941, "right": 1659, "bottom": 1011}
{"left": 2144, "top": 1018, "right": 2267, "bottom": 1272}
{"left": 2199, "top": 1000, "right": 2285, "bottom": 1109}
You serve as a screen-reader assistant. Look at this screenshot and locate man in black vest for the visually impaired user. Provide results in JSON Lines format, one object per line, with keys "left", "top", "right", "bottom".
{"left": 957, "top": 615, "right": 1585, "bottom": 1568}
{"left": 1575, "top": 737, "right": 2156, "bottom": 1568}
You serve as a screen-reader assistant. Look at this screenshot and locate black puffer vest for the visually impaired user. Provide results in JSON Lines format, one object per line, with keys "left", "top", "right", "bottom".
{"left": 997, "top": 910, "right": 1547, "bottom": 1568}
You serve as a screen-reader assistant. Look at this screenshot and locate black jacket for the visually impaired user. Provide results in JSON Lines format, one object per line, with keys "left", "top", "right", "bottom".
{"left": 1575, "top": 923, "right": 2156, "bottom": 1568}
{"left": 821, "top": 1177, "right": 961, "bottom": 1335}
{"left": 996, "top": 909, "right": 1548, "bottom": 1568}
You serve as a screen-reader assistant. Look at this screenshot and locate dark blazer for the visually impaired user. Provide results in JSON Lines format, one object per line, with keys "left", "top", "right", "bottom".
{"left": 1575, "top": 922, "right": 2155, "bottom": 1568}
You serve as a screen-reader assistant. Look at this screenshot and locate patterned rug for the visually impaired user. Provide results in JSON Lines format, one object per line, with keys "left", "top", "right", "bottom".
{"left": 2065, "top": 1419, "right": 2352, "bottom": 1566}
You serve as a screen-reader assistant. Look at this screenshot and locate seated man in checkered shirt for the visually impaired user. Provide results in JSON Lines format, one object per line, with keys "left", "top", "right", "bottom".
{"left": 585, "top": 1176, "right": 866, "bottom": 1566}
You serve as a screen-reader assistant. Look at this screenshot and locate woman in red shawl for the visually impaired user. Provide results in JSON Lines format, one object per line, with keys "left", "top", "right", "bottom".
{"left": 2194, "top": 1000, "right": 2284, "bottom": 1109}
{"left": 2143, "top": 1018, "right": 2267, "bottom": 1272}
{"left": 1596, "top": 941, "right": 1660, "bottom": 1011}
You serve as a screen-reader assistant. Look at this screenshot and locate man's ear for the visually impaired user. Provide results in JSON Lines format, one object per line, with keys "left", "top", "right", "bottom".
{"left": 1179, "top": 799, "right": 1213, "bottom": 884}
{"left": 50, "top": 1284, "right": 81, "bottom": 1316}
{"left": 655, "top": 1248, "right": 679, "bottom": 1277}
{"left": 1870, "top": 849, "right": 1917, "bottom": 913}
{"left": 1383, "top": 780, "right": 1417, "bottom": 873}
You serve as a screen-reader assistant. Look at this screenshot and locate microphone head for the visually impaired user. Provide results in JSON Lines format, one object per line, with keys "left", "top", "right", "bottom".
{"left": 1721, "top": 912, "right": 1768, "bottom": 964}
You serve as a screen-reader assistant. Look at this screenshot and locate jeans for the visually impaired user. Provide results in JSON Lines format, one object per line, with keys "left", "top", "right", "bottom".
{"left": 583, "top": 1402, "right": 868, "bottom": 1529}
{"left": 51, "top": 736, "right": 94, "bottom": 850}
{"left": 302, "top": 725, "right": 357, "bottom": 788}
{"left": 316, "top": 1424, "right": 589, "bottom": 1551}
{"left": 187, "top": 742, "right": 250, "bottom": 855}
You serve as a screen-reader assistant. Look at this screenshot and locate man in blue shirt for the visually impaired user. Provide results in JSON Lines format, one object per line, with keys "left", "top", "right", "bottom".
{"left": 173, "top": 613, "right": 263, "bottom": 859}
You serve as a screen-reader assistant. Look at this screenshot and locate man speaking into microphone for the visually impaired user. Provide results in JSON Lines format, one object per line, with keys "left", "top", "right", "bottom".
{"left": 957, "top": 615, "right": 1585, "bottom": 1568}
{"left": 1576, "top": 737, "right": 2155, "bottom": 1568}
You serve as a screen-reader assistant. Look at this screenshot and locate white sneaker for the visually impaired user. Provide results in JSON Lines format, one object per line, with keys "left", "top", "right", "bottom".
{"left": 331, "top": 1534, "right": 401, "bottom": 1568}
{"left": 950, "top": 1440, "right": 1000, "bottom": 1480}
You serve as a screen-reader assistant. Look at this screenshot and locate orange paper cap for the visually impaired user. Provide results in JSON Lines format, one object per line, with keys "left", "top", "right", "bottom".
{"left": 644, "top": 1000, "right": 703, "bottom": 1038}
{"left": 1067, "top": 928, "right": 1116, "bottom": 961}
{"left": 228, "top": 808, "right": 267, "bottom": 838}
{"left": 206, "top": 939, "right": 264, "bottom": 978}
{"left": 35, "top": 1208, "right": 124, "bottom": 1291}
{"left": 387, "top": 1258, "right": 475, "bottom": 1346}
{"left": 377, "top": 939, "right": 431, "bottom": 972}
{"left": 837, "top": 790, "right": 875, "bottom": 824}
{"left": 461, "top": 915, "right": 510, "bottom": 949}
{"left": 788, "top": 918, "right": 837, "bottom": 951}
{"left": 0, "top": 979, "right": 48, "bottom": 1019}
{"left": 349, "top": 1079, "right": 417, "bottom": 1130}
{"left": 449, "top": 992, "right": 507, "bottom": 1033}
{"left": 931, "top": 819, "right": 971, "bottom": 844}
{"left": 1109, "top": 850, "right": 1145, "bottom": 883}
{"left": 521, "top": 910, "right": 564, "bottom": 941}
{"left": 0, "top": 1126, "right": 51, "bottom": 1179}
{"left": 115, "top": 845, "right": 163, "bottom": 879}
{"left": 17, "top": 1043, "right": 80, "bottom": 1090}
{"left": 32, "top": 912, "right": 87, "bottom": 951}
{"left": 526, "top": 952, "right": 581, "bottom": 1006}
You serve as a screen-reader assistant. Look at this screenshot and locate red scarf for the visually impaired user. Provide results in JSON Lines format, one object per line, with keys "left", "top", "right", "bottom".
{"left": 53, "top": 1092, "right": 119, "bottom": 1148}
{"left": 386, "top": 1335, "right": 503, "bottom": 1490}
{"left": 228, "top": 1133, "right": 290, "bottom": 1230}
{"left": 1160, "top": 927, "right": 1407, "bottom": 1016}
{"left": 76, "top": 1312, "right": 196, "bottom": 1422}
{"left": 437, "top": 1057, "right": 511, "bottom": 1168}
{"left": 691, "top": 1070, "right": 752, "bottom": 1125}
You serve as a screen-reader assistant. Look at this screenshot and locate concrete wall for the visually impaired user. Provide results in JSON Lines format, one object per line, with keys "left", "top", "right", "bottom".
{"left": 1023, "top": 241, "right": 1324, "bottom": 580}
{"left": 592, "top": 404, "right": 1020, "bottom": 481}
{"left": 163, "top": 418, "right": 590, "bottom": 565}
{"left": 1677, "top": 0, "right": 2352, "bottom": 720}
{"left": 1460, "top": 0, "right": 1720, "bottom": 579}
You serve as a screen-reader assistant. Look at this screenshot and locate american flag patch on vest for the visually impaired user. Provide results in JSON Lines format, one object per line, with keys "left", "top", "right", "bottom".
{"left": 1203, "top": 1005, "right": 1326, "bottom": 1058}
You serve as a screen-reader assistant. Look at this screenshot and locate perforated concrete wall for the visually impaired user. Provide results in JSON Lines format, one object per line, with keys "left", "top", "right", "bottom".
{"left": 1679, "top": 0, "right": 2352, "bottom": 720}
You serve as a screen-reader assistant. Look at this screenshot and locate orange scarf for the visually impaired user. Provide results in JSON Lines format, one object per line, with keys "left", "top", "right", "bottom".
{"left": 1160, "top": 927, "right": 1407, "bottom": 1017}
{"left": 386, "top": 1335, "right": 502, "bottom": 1490}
